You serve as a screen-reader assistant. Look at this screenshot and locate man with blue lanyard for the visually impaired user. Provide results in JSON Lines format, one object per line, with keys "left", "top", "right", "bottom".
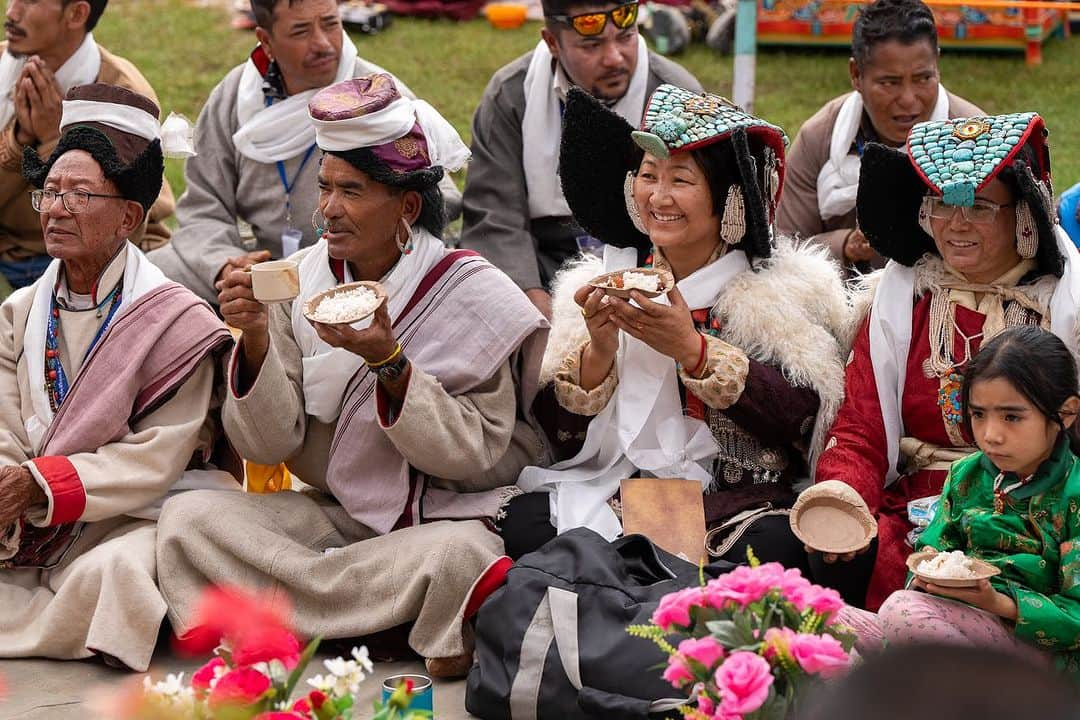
{"left": 149, "top": 0, "right": 462, "bottom": 304}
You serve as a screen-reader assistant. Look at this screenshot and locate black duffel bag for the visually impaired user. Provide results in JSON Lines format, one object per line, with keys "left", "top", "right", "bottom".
{"left": 466, "top": 527, "right": 735, "bottom": 720}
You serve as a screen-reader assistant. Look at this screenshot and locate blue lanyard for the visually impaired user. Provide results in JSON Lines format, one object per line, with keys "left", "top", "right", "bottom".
{"left": 276, "top": 144, "right": 317, "bottom": 228}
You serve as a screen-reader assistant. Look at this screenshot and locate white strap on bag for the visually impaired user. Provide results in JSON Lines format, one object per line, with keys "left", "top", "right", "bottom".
{"left": 509, "top": 587, "right": 687, "bottom": 718}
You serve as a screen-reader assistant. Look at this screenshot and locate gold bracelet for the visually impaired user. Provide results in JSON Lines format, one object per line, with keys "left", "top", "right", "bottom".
{"left": 366, "top": 342, "right": 402, "bottom": 368}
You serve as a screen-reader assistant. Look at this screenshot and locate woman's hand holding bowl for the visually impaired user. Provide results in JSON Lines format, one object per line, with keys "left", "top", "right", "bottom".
{"left": 608, "top": 287, "right": 704, "bottom": 373}
{"left": 575, "top": 286, "right": 620, "bottom": 390}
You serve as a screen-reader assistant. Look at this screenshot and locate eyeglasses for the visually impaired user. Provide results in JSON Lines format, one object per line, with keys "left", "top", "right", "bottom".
{"left": 549, "top": 2, "right": 638, "bottom": 36}
{"left": 30, "top": 189, "right": 126, "bottom": 214}
{"left": 922, "top": 195, "right": 1011, "bottom": 225}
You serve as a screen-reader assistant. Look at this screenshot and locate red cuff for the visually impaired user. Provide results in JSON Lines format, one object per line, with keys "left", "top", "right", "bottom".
{"left": 30, "top": 456, "right": 85, "bottom": 525}
{"left": 375, "top": 369, "right": 412, "bottom": 428}
{"left": 464, "top": 556, "right": 513, "bottom": 620}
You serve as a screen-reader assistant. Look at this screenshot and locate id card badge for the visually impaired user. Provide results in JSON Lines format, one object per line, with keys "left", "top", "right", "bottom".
{"left": 281, "top": 227, "right": 303, "bottom": 258}
{"left": 575, "top": 233, "right": 605, "bottom": 258}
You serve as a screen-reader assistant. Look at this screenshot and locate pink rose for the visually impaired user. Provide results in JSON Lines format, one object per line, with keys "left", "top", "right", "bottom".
{"left": 704, "top": 566, "right": 776, "bottom": 609}
{"left": 787, "top": 633, "right": 850, "bottom": 679}
{"left": 696, "top": 688, "right": 716, "bottom": 716}
{"left": 663, "top": 655, "right": 695, "bottom": 688}
{"left": 652, "top": 587, "right": 707, "bottom": 631}
{"left": 208, "top": 666, "right": 271, "bottom": 710}
{"left": 714, "top": 652, "right": 774, "bottom": 717}
{"left": 191, "top": 656, "right": 226, "bottom": 698}
{"left": 776, "top": 567, "right": 812, "bottom": 598}
{"left": 678, "top": 636, "right": 726, "bottom": 671}
{"left": 789, "top": 584, "right": 845, "bottom": 618}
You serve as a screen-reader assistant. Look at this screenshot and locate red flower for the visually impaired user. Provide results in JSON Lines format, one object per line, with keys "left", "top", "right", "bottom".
{"left": 307, "top": 690, "right": 327, "bottom": 709}
{"left": 174, "top": 586, "right": 301, "bottom": 668}
{"left": 232, "top": 625, "right": 301, "bottom": 669}
{"left": 192, "top": 656, "right": 226, "bottom": 698}
{"left": 207, "top": 666, "right": 271, "bottom": 710}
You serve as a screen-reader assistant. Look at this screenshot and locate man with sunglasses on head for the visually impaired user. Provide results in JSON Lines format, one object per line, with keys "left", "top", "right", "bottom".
{"left": 460, "top": 0, "right": 700, "bottom": 318}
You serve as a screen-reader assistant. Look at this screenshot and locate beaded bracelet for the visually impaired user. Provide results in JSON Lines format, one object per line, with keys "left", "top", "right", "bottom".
{"left": 366, "top": 342, "right": 402, "bottom": 368}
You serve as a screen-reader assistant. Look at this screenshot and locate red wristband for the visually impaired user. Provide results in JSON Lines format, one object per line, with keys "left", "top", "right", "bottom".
{"left": 688, "top": 333, "right": 708, "bottom": 378}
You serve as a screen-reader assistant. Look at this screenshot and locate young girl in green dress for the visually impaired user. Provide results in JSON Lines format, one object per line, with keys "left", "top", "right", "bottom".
{"left": 840, "top": 325, "right": 1080, "bottom": 674}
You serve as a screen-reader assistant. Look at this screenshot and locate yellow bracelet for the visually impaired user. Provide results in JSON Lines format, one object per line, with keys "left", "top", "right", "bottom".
{"left": 366, "top": 342, "right": 402, "bottom": 368}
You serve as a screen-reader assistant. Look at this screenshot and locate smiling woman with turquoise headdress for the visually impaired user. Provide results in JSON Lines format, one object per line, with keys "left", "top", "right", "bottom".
{"left": 504, "top": 85, "right": 850, "bottom": 573}
{"left": 815, "top": 112, "right": 1080, "bottom": 611}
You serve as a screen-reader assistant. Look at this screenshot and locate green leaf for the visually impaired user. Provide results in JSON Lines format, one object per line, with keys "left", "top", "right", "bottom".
{"left": 284, "top": 635, "right": 323, "bottom": 698}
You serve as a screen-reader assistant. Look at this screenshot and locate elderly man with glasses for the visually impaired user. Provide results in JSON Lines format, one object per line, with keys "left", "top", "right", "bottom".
{"left": 0, "top": 84, "right": 233, "bottom": 672}
{"left": 459, "top": 0, "right": 701, "bottom": 318}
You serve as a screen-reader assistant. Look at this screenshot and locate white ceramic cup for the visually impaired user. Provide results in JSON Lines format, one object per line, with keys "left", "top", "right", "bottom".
{"left": 250, "top": 260, "right": 300, "bottom": 303}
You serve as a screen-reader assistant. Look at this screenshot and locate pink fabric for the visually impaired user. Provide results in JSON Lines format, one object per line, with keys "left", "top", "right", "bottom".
{"left": 39, "top": 283, "right": 231, "bottom": 457}
{"left": 326, "top": 253, "right": 547, "bottom": 535}
{"left": 837, "top": 591, "right": 1049, "bottom": 666}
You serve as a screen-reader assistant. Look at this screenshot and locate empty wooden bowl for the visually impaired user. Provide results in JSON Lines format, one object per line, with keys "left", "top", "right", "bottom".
{"left": 790, "top": 480, "right": 877, "bottom": 554}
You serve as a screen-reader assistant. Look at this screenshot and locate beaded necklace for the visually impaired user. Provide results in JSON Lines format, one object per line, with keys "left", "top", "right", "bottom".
{"left": 44, "top": 284, "right": 123, "bottom": 412}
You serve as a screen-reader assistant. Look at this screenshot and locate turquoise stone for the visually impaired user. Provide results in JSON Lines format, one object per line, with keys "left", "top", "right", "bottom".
{"left": 942, "top": 180, "right": 975, "bottom": 207}
{"left": 953, "top": 149, "right": 974, "bottom": 161}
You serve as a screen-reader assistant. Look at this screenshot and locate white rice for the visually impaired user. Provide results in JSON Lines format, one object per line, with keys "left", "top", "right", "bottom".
{"left": 620, "top": 271, "right": 661, "bottom": 292}
{"left": 310, "top": 285, "right": 380, "bottom": 323}
{"left": 916, "top": 550, "right": 978, "bottom": 579}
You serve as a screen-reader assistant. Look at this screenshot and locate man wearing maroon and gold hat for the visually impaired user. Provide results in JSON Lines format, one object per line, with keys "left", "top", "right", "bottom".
{"left": 158, "top": 74, "right": 548, "bottom": 679}
{"left": 0, "top": 84, "right": 233, "bottom": 671}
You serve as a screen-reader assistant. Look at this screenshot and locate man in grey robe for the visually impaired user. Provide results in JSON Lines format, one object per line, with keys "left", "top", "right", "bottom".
{"left": 149, "top": 0, "right": 461, "bottom": 303}
{"left": 459, "top": 0, "right": 700, "bottom": 318}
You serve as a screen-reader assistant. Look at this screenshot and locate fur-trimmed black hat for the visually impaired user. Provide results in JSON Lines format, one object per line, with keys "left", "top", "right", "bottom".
{"left": 22, "top": 83, "right": 164, "bottom": 214}
{"left": 558, "top": 84, "right": 787, "bottom": 262}
{"left": 857, "top": 112, "right": 1063, "bottom": 277}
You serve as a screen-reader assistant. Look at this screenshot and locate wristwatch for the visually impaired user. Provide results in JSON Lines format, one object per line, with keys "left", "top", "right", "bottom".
{"left": 374, "top": 352, "right": 409, "bottom": 382}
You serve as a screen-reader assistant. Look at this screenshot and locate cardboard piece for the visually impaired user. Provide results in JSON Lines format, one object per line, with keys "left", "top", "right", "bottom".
{"left": 620, "top": 477, "right": 706, "bottom": 564}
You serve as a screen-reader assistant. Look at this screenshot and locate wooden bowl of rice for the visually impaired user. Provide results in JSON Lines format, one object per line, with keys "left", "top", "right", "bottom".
{"left": 588, "top": 268, "right": 672, "bottom": 299}
{"left": 906, "top": 549, "right": 1000, "bottom": 588}
{"left": 303, "top": 281, "right": 387, "bottom": 325}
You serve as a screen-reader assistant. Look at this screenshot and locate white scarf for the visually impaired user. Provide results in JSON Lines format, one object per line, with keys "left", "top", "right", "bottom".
{"left": 233, "top": 31, "right": 361, "bottom": 163}
{"left": 0, "top": 33, "right": 101, "bottom": 131}
{"left": 816, "top": 85, "right": 949, "bottom": 221}
{"left": 291, "top": 229, "right": 446, "bottom": 423}
{"left": 23, "top": 243, "right": 169, "bottom": 454}
{"left": 521, "top": 37, "right": 650, "bottom": 219}
{"left": 867, "top": 226, "right": 1080, "bottom": 487}
{"left": 517, "top": 244, "right": 749, "bottom": 540}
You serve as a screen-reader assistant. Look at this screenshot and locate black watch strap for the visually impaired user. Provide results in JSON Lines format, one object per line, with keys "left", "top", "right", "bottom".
{"left": 375, "top": 353, "right": 409, "bottom": 382}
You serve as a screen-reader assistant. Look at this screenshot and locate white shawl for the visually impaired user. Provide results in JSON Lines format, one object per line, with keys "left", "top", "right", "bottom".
{"left": 867, "top": 226, "right": 1080, "bottom": 486}
{"left": 232, "top": 31, "right": 362, "bottom": 163}
{"left": 520, "top": 37, "right": 650, "bottom": 219}
{"left": 0, "top": 33, "right": 100, "bottom": 131}
{"left": 22, "top": 244, "right": 168, "bottom": 455}
{"left": 291, "top": 229, "right": 445, "bottom": 423}
{"left": 518, "top": 245, "right": 750, "bottom": 540}
{"left": 816, "top": 86, "right": 949, "bottom": 221}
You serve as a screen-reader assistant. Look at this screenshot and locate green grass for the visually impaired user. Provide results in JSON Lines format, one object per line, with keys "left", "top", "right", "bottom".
{"left": 95, "top": 0, "right": 1080, "bottom": 196}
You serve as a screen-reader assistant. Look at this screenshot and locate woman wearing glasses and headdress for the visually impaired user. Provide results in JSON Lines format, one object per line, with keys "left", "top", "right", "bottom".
{"left": 814, "top": 113, "right": 1080, "bottom": 611}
